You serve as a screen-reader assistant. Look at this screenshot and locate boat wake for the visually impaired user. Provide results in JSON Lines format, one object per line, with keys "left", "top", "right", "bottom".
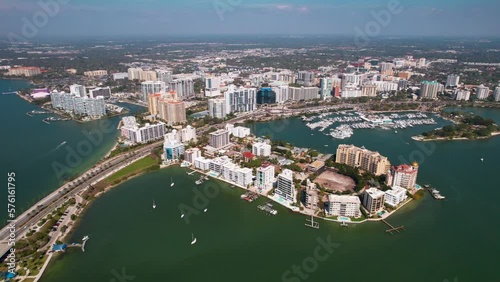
{"left": 54, "top": 141, "right": 67, "bottom": 150}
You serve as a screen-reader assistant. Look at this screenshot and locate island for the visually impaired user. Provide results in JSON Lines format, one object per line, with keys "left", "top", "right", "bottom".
{"left": 413, "top": 111, "right": 500, "bottom": 141}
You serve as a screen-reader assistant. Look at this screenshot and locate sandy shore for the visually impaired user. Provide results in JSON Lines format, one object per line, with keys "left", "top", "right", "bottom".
{"left": 413, "top": 131, "right": 500, "bottom": 142}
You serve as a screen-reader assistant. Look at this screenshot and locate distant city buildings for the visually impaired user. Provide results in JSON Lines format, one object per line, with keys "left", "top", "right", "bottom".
{"left": 289, "top": 87, "right": 319, "bottom": 101}
{"left": 205, "top": 76, "right": 221, "bottom": 97}
{"left": 7, "top": 67, "right": 41, "bottom": 77}
{"left": 420, "top": 81, "right": 441, "bottom": 99}
{"left": 112, "top": 72, "right": 128, "bottom": 80}
{"left": 336, "top": 144, "right": 391, "bottom": 176}
{"left": 209, "top": 129, "right": 230, "bottom": 149}
{"left": 141, "top": 81, "right": 166, "bottom": 101}
{"left": 494, "top": 86, "right": 500, "bottom": 102}
{"left": 476, "top": 84, "right": 490, "bottom": 100}
{"left": 224, "top": 85, "right": 256, "bottom": 113}
{"left": 120, "top": 117, "right": 166, "bottom": 144}
{"left": 326, "top": 195, "right": 361, "bottom": 218}
{"left": 158, "top": 99, "right": 187, "bottom": 125}
{"left": 128, "top": 68, "right": 157, "bottom": 81}
{"left": 225, "top": 124, "right": 251, "bottom": 138}
{"left": 84, "top": 70, "right": 108, "bottom": 77}
{"left": 169, "top": 78, "right": 195, "bottom": 100}
{"left": 70, "top": 84, "right": 86, "bottom": 97}
{"left": 297, "top": 71, "right": 315, "bottom": 86}
{"left": 386, "top": 163, "right": 419, "bottom": 190}
{"left": 89, "top": 87, "right": 111, "bottom": 98}
{"left": 319, "top": 78, "right": 333, "bottom": 100}
{"left": 256, "top": 87, "right": 277, "bottom": 104}
{"left": 362, "top": 187, "right": 385, "bottom": 214}
{"left": 276, "top": 169, "right": 296, "bottom": 203}
{"left": 157, "top": 70, "right": 173, "bottom": 83}
{"left": 455, "top": 89, "right": 471, "bottom": 101}
{"left": 446, "top": 74, "right": 460, "bottom": 87}
{"left": 50, "top": 92, "right": 106, "bottom": 118}
{"left": 208, "top": 98, "right": 227, "bottom": 119}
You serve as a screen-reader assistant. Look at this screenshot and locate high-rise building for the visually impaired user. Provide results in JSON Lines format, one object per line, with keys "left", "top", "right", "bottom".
{"left": 341, "top": 73, "right": 362, "bottom": 89}
{"left": 112, "top": 73, "right": 128, "bottom": 80}
{"left": 208, "top": 99, "right": 227, "bottom": 119}
{"left": 141, "top": 71, "right": 157, "bottom": 81}
{"left": 476, "top": 84, "right": 490, "bottom": 100}
{"left": 386, "top": 162, "right": 419, "bottom": 190}
{"left": 51, "top": 92, "right": 106, "bottom": 118}
{"left": 128, "top": 68, "right": 143, "bottom": 80}
{"left": 276, "top": 169, "right": 296, "bottom": 203}
{"left": 455, "top": 90, "right": 470, "bottom": 101}
{"left": 417, "top": 58, "right": 426, "bottom": 68}
{"left": 384, "top": 186, "right": 407, "bottom": 207}
{"left": 398, "top": 80, "right": 408, "bottom": 91}
{"left": 70, "top": 84, "right": 86, "bottom": 97}
{"left": 158, "top": 99, "right": 187, "bottom": 125}
{"left": 270, "top": 83, "right": 289, "bottom": 103}
{"left": 83, "top": 70, "right": 108, "bottom": 77}
{"left": 362, "top": 187, "right": 385, "bottom": 214}
{"left": 326, "top": 195, "right": 361, "bottom": 218}
{"left": 224, "top": 85, "right": 257, "bottom": 113}
{"left": 141, "top": 81, "right": 166, "bottom": 101}
{"left": 120, "top": 120, "right": 167, "bottom": 144}
{"left": 320, "top": 78, "right": 333, "bottom": 100}
{"left": 252, "top": 142, "right": 271, "bottom": 157}
{"left": 147, "top": 93, "right": 162, "bottom": 116}
{"left": 494, "top": 86, "right": 500, "bottom": 102}
{"left": 446, "top": 74, "right": 460, "bottom": 87}
{"left": 420, "top": 81, "right": 440, "bottom": 99}
{"left": 380, "top": 62, "right": 394, "bottom": 76}
{"left": 184, "top": 148, "right": 201, "bottom": 164}
{"left": 225, "top": 124, "right": 251, "bottom": 138}
{"left": 255, "top": 162, "right": 275, "bottom": 192}
{"left": 163, "top": 140, "right": 185, "bottom": 161}
{"left": 180, "top": 125, "right": 197, "bottom": 143}
{"left": 7, "top": 66, "right": 41, "bottom": 77}
{"left": 209, "top": 129, "right": 230, "bottom": 149}
{"left": 297, "top": 71, "right": 315, "bottom": 86}
{"left": 89, "top": 87, "right": 111, "bottom": 98}
{"left": 361, "top": 84, "right": 377, "bottom": 97}
{"left": 169, "top": 79, "right": 194, "bottom": 99}
{"left": 256, "top": 87, "right": 277, "bottom": 104}
{"left": 336, "top": 144, "right": 391, "bottom": 176}
{"left": 205, "top": 76, "right": 221, "bottom": 97}
{"left": 289, "top": 87, "right": 320, "bottom": 101}
{"left": 157, "top": 70, "right": 173, "bottom": 83}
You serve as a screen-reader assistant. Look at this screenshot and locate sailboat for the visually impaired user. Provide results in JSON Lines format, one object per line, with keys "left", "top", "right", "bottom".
{"left": 181, "top": 214, "right": 185, "bottom": 219}
{"left": 191, "top": 233, "right": 197, "bottom": 245}
{"left": 204, "top": 208, "right": 207, "bottom": 213}
{"left": 170, "top": 177, "right": 175, "bottom": 187}
{"left": 152, "top": 199, "right": 156, "bottom": 209}
{"left": 481, "top": 158, "right": 484, "bottom": 162}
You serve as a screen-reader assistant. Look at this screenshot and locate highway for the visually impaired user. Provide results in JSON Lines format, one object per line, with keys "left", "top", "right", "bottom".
{"left": 0, "top": 141, "right": 163, "bottom": 257}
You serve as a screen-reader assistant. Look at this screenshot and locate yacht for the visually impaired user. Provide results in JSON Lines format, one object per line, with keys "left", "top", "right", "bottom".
{"left": 330, "top": 125, "right": 353, "bottom": 139}
{"left": 191, "top": 234, "right": 197, "bottom": 245}
{"left": 152, "top": 199, "right": 156, "bottom": 209}
{"left": 170, "top": 177, "right": 175, "bottom": 187}
{"left": 181, "top": 214, "right": 185, "bottom": 219}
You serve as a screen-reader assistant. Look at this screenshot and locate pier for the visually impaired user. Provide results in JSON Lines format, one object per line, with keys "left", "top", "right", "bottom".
{"left": 305, "top": 215, "right": 319, "bottom": 229}
{"left": 257, "top": 202, "right": 277, "bottom": 215}
{"left": 382, "top": 219, "right": 405, "bottom": 234}
{"left": 1, "top": 91, "right": 17, "bottom": 95}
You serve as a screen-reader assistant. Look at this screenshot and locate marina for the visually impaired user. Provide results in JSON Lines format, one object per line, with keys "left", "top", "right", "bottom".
{"left": 305, "top": 215, "right": 319, "bottom": 229}
{"left": 240, "top": 191, "right": 259, "bottom": 202}
{"left": 257, "top": 202, "right": 278, "bottom": 215}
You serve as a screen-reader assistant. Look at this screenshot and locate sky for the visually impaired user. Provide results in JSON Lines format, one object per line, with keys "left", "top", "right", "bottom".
{"left": 0, "top": 0, "right": 499, "bottom": 39}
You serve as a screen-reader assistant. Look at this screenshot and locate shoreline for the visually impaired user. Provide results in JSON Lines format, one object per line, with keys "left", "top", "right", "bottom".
{"left": 412, "top": 131, "right": 500, "bottom": 142}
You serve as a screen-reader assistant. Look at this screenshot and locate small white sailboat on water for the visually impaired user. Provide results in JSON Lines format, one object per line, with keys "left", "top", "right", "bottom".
{"left": 181, "top": 214, "right": 185, "bottom": 219}
{"left": 204, "top": 208, "right": 207, "bottom": 213}
{"left": 153, "top": 199, "right": 156, "bottom": 209}
{"left": 481, "top": 157, "right": 484, "bottom": 162}
{"left": 191, "top": 233, "right": 197, "bottom": 245}
{"left": 170, "top": 177, "right": 175, "bottom": 187}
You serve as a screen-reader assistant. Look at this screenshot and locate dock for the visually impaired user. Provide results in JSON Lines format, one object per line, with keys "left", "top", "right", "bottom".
{"left": 382, "top": 219, "right": 405, "bottom": 234}
{"left": 305, "top": 215, "right": 319, "bottom": 229}
{"left": 240, "top": 191, "right": 259, "bottom": 202}
{"left": 257, "top": 202, "right": 277, "bottom": 215}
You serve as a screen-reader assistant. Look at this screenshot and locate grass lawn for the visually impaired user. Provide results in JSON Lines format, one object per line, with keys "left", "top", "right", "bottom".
{"left": 107, "top": 156, "right": 158, "bottom": 183}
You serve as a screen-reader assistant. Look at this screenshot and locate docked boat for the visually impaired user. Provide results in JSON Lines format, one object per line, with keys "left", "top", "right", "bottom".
{"left": 429, "top": 188, "right": 445, "bottom": 200}
{"left": 330, "top": 125, "right": 353, "bottom": 139}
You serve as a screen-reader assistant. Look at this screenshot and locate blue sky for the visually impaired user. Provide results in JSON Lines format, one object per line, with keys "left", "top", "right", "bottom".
{"left": 0, "top": 0, "right": 499, "bottom": 38}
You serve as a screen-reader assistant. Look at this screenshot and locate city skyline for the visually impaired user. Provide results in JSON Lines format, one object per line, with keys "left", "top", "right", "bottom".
{"left": 0, "top": 0, "right": 499, "bottom": 39}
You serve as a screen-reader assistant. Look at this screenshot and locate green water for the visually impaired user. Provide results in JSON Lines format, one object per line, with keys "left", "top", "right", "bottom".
{"left": 40, "top": 109, "right": 499, "bottom": 281}
{"left": 0, "top": 79, "right": 145, "bottom": 223}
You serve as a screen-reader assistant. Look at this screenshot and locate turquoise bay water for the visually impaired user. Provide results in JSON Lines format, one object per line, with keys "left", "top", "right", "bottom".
{"left": 0, "top": 79, "right": 145, "bottom": 223}
{"left": 40, "top": 108, "right": 499, "bottom": 281}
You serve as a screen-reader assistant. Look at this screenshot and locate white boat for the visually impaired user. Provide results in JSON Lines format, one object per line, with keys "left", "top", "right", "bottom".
{"left": 61, "top": 141, "right": 67, "bottom": 146}
{"left": 395, "top": 130, "right": 398, "bottom": 133}
{"left": 481, "top": 158, "right": 484, "bottom": 162}
{"left": 191, "top": 233, "right": 197, "bottom": 245}
{"left": 170, "top": 177, "right": 175, "bottom": 187}
{"left": 204, "top": 209, "right": 207, "bottom": 212}
{"left": 181, "top": 214, "right": 185, "bottom": 219}
{"left": 82, "top": 235, "right": 89, "bottom": 241}
{"left": 324, "top": 145, "right": 328, "bottom": 147}
{"left": 153, "top": 199, "right": 156, "bottom": 209}
{"left": 330, "top": 125, "right": 353, "bottom": 139}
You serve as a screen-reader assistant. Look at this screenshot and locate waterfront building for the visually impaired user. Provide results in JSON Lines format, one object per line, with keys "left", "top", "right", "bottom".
{"left": 335, "top": 144, "right": 391, "bottom": 176}
{"left": 141, "top": 81, "right": 166, "bottom": 101}
{"left": 84, "top": 70, "right": 108, "bottom": 77}
{"left": 7, "top": 66, "right": 41, "bottom": 77}
{"left": 221, "top": 162, "right": 253, "bottom": 187}
{"left": 255, "top": 162, "right": 275, "bottom": 191}
{"left": 184, "top": 148, "right": 201, "bottom": 164}
{"left": 224, "top": 85, "right": 257, "bottom": 113}
{"left": 320, "top": 78, "right": 333, "bottom": 100}
{"left": 341, "top": 88, "right": 362, "bottom": 98}
{"left": 89, "top": 87, "right": 111, "bottom": 98}
{"left": 289, "top": 87, "right": 320, "bottom": 101}
{"left": 252, "top": 142, "right": 271, "bottom": 157}
{"left": 157, "top": 70, "right": 173, "bottom": 83}
{"left": 455, "top": 90, "right": 471, "bottom": 101}
{"left": 158, "top": 99, "right": 187, "bottom": 125}
{"left": 70, "top": 84, "right": 86, "bottom": 97}
{"left": 326, "top": 195, "right": 361, "bottom": 218}
{"left": 121, "top": 121, "right": 166, "bottom": 144}
{"left": 209, "top": 156, "right": 231, "bottom": 174}
{"left": 386, "top": 162, "right": 419, "bottom": 190}
{"left": 205, "top": 76, "right": 221, "bottom": 97}
{"left": 180, "top": 125, "right": 197, "bottom": 143}
{"left": 446, "top": 74, "right": 460, "bottom": 87}
{"left": 208, "top": 99, "right": 227, "bottom": 119}
{"left": 169, "top": 78, "right": 195, "bottom": 99}
{"left": 361, "top": 84, "right": 378, "bottom": 97}
{"left": 163, "top": 140, "right": 185, "bottom": 161}
{"left": 297, "top": 71, "right": 315, "bottom": 86}
{"left": 420, "top": 81, "right": 440, "bottom": 99}
{"left": 51, "top": 92, "right": 106, "bottom": 117}
{"left": 209, "top": 129, "right": 230, "bottom": 149}
{"left": 270, "top": 82, "right": 289, "bottom": 103}
{"left": 341, "top": 73, "right": 362, "bottom": 89}
{"left": 494, "top": 86, "right": 500, "bottom": 102}
{"left": 256, "top": 87, "right": 277, "bottom": 104}
{"left": 384, "top": 186, "right": 408, "bottom": 207}
{"left": 276, "top": 169, "right": 296, "bottom": 203}
{"left": 362, "top": 187, "right": 385, "bottom": 214}
{"left": 194, "top": 157, "right": 211, "bottom": 171}
{"left": 225, "top": 124, "right": 251, "bottom": 138}
{"left": 112, "top": 72, "right": 128, "bottom": 80}
{"left": 476, "top": 84, "right": 490, "bottom": 100}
